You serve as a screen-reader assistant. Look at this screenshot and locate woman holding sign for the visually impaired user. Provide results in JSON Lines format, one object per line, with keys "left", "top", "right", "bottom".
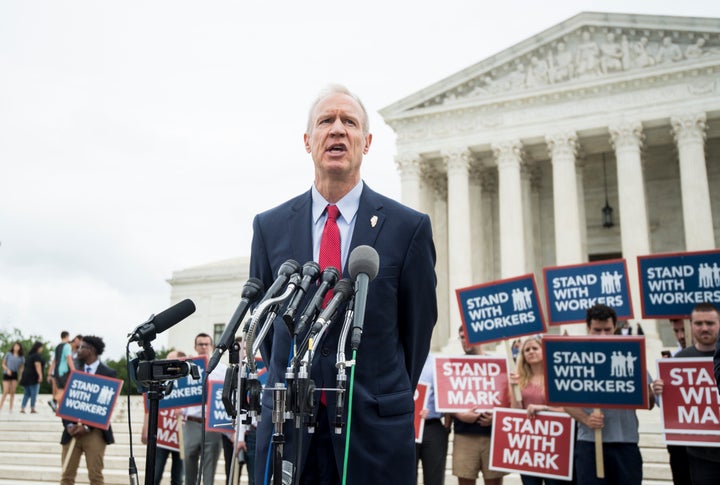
{"left": 510, "top": 336, "right": 569, "bottom": 485}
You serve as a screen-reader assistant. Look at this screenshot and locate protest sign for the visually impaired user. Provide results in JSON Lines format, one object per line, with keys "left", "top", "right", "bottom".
{"left": 156, "top": 409, "right": 181, "bottom": 452}
{"left": 456, "top": 274, "right": 546, "bottom": 345}
{"left": 543, "top": 260, "right": 633, "bottom": 325}
{"left": 489, "top": 408, "right": 575, "bottom": 480}
{"left": 665, "top": 432, "right": 720, "bottom": 447}
{"left": 57, "top": 370, "right": 123, "bottom": 429}
{"left": 206, "top": 380, "right": 234, "bottom": 434}
{"left": 543, "top": 336, "right": 648, "bottom": 409}
{"left": 657, "top": 357, "right": 720, "bottom": 435}
{"left": 414, "top": 382, "right": 430, "bottom": 444}
{"left": 638, "top": 249, "right": 720, "bottom": 318}
{"left": 433, "top": 356, "right": 510, "bottom": 413}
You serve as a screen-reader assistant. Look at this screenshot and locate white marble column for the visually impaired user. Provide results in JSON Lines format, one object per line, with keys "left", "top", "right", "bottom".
{"left": 444, "top": 150, "right": 474, "bottom": 335}
{"left": 576, "top": 157, "right": 589, "bottom": 259}
{"left": 493, "top": 140, "right": 526, "bottom": 278}
{"left": 469, "top": 164, "right": 485, "bottom": 285}
{"left": 547, "top": 132, "right": 584, "bottom": 265}
{"left": 671, "top": 113, "right": 716, "bottom": 250}
{"left": 396, "top": 155, "right": 424, "bottom": 212}
{"left": 429, "top": 173, "right": 450, "bottom": 350}
{"left": 609, "top": 121, "right": 656, "bottom": 339}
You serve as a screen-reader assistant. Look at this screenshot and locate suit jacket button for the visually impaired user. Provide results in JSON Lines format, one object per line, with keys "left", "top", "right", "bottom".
{"left": 321, "top": 347, "right": 330, "bottom": 356}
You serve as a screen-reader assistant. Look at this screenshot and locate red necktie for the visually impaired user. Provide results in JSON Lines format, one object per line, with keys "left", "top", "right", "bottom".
{"left": 318, "top": 204, "right": 341, "bottom": 308}
{"left": 318, "top": 204, "right": 341, "bottom": 407}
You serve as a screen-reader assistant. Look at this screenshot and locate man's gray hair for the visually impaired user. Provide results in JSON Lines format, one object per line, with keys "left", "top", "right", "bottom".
{"left": 306, "top": 84, "right": 370, "bottom": 136}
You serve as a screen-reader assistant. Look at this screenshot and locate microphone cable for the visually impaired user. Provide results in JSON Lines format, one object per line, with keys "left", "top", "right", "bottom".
{"left": 341, "top": 348, "right": 358, "bottom": 485}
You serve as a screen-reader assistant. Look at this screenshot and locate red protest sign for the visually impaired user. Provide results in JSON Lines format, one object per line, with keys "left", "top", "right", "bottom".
{"left": 489, "top": 408, "right": 575, "bottom": 480}
{"left": 156, "top": 409, "right": 181, "bottom": 452}
{"left": 433, "top": 356, "right": 510, "bottom": 413}
{"left": 414, "top": 382, "right": 430, "bottom": 444}
{"left": 657, "top": 357, "right": 720, "bottom": 435}
{"left": 665, "top": 432, "right": 720, "bottom": 447}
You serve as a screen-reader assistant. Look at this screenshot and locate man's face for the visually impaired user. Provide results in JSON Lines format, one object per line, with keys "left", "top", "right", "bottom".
{"left": 76, "top": 341, "right": 93, "bottom": 365}
{"left": 588, "top": 318, "right": 615, "bottom": 336}
{"left": 304, "top": 92, "right": 371, "bottom": 183}
{"left": 72, "top": 337, "right": 82, "bottom": 350}
{"left": 690, "top": 310, "right": 719, "bottom": 349}
{"left": 670, "top": 319, "right": 687, "bottom": 347}
{"left": 194, "top": 337, "right": 213, "bottom": 356}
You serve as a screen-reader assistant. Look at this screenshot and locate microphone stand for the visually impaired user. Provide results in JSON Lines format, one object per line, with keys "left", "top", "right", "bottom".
{"left": 334, "top": 296, "right": 354, "bottom": 434}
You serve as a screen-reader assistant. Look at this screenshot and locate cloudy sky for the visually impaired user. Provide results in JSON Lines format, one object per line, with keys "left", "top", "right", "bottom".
{"left": 2, "top": 0, "right": 719, "bottom": 359}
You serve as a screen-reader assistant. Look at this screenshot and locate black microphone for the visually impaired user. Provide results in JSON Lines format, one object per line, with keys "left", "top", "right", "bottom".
{"left": 207, "top": 278, "right": 264, "bottom": 372}
{"left": 294, "top": 266, "right": 340, "bottom": 337}
{"left": 128, "top": 299, "right": 196, "bottom": 343}
{"left": 348, "top": 246, "right": 380, "bottom": 350}
{"left": 258, "top": 259, "right": 301, "bottom": 305}
{"left": 282, "top": 261, "right": 321, "bottom": 329}
{"left": 311, "top": 278, "right": 354, "bottom": 330}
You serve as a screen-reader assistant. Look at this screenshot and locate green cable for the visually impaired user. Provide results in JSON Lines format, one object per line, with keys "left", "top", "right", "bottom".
{"left": 341, "top": 349, "right": 358, "bottom": 485}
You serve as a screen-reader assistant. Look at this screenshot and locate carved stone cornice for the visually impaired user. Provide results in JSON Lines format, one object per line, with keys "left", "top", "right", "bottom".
{"left": 609, "top": 121, "right": 645, "bottom": 150}
{"left": 671, "top": 112, "right": 707, "bottom": 144}
{"left": 546, "top": 132, "right": 579, "bottom": 160}
{"left": 412, "top": 25, "right": 720, "bottom": 110}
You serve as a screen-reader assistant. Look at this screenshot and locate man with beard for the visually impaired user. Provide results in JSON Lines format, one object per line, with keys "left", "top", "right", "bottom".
{"left": 653, "top": 302, "right": 720, "bottom": 484}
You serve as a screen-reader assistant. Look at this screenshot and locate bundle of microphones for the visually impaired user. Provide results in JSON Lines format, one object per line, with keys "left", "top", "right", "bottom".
{"left": 206, "top": 244, "right": 380, "bottom": 435}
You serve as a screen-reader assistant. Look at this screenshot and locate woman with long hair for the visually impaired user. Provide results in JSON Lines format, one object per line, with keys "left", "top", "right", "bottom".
{"left": 511, "top": 336, "right": 569, "bottom": 485}
{"left": 1, "top": 341, "right": 25, "bottom": 412}
{"left": 20, "top": 341, "right": 45, "bottom": 413}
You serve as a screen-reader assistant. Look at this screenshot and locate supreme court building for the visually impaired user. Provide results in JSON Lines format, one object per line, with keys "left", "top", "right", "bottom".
{"left": 379, "top": 11, "right": 720, "bottom": 354}
{"left": 168, "top": 12, "right": 720, "bottom": 359}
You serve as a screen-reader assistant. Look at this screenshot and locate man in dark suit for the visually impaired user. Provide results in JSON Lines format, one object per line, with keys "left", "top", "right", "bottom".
{"left": 60, "top": 335, "right": 116, "bottom": 485}
{"left": 250, "top": 84, "right": 437, "bottom": 485}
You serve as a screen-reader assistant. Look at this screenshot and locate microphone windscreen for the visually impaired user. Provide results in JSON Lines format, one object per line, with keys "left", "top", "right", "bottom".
{"left": 243, "top": 277, "right": 265, "bottom": 301}
{"left": 153, "top": 299, "right": 196, "bottom": 334}
{"left": 348, "top": 245, "right": 380, "bottom": 281}
{"left": 333, "top": 278, "right": 355, "bottom": 299}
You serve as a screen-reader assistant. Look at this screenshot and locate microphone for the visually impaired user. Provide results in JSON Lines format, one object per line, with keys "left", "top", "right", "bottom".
{"left": 348, "top": 246, "right": 380, "bottom": 350}
{"left": 282, "top": 261, "right": 321, "bottom": 330}
{"left": 311, "top": 279, "right": 354, "bottom": 330}
{"left": 207, "top": 278, "right": 264, "bottom": 372}
{"left": 128, "top": 299, "right": 196, "bottom": 343}
{"left": 258, "top": 260, "right": 301, "bottom": 306}
{"left": 294, "top": 266, "right": 340, "bottom": 338}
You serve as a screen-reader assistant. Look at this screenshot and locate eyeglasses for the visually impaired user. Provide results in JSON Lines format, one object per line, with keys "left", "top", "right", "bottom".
{"left": 195, "top": 342, "right": 211, "bottom": 347}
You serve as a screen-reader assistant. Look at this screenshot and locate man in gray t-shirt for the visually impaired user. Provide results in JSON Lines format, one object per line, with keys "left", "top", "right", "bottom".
{"left": 653, "top": 302, "right": 720, "bottom": 484}
{"left": 565, "top": 304, "right": 655, "bottom": 485}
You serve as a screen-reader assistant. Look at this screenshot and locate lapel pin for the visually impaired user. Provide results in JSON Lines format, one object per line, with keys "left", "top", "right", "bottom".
{"left": 370, "top": 215, "right": 378, "bottom": 228}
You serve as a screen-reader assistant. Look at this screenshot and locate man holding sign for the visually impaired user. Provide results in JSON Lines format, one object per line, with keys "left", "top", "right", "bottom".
{"left": 652, "top": 302, "right": 720, "bottom": 484}
{"left": 451, "top": 326, "right": 507, "bottom": 485}
{"left": 563, "top": 304, "right": 654, "bottom": 485}
{"left": 59, "top": 335, "right": 117, "bottom": 485}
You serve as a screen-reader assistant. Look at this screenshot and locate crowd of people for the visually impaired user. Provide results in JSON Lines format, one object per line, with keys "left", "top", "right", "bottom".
{"left": 416, "top": 302, "right": 720, "bottom": 485}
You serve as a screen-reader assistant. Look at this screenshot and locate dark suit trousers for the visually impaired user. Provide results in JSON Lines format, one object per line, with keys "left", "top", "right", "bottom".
{"left": 416, "top": 419, "right": 449, "bottom": 485}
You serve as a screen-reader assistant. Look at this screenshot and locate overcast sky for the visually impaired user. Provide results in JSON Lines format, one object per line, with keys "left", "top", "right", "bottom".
{"left": 2, "top": 1, "right": 719, "bottom": 359}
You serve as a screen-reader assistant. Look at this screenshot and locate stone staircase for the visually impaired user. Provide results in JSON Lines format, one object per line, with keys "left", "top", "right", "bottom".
{"left": 0, "top": 395, "right": 672, "bottom": 484}
{"left": 0, "top": 394, "right": 239, "bottom": 485}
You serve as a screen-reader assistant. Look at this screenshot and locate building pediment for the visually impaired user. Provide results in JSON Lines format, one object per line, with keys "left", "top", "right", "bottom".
{"left": 380, "top": 12, "right": 720, "bottom": 119}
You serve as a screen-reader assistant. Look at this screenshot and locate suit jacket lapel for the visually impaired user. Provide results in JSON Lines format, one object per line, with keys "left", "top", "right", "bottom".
{"left": 289, "top": 191, "right": 314, "bottom": 263}
{"left": 350, "top": 185, "right": 385, "bottom": 259}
